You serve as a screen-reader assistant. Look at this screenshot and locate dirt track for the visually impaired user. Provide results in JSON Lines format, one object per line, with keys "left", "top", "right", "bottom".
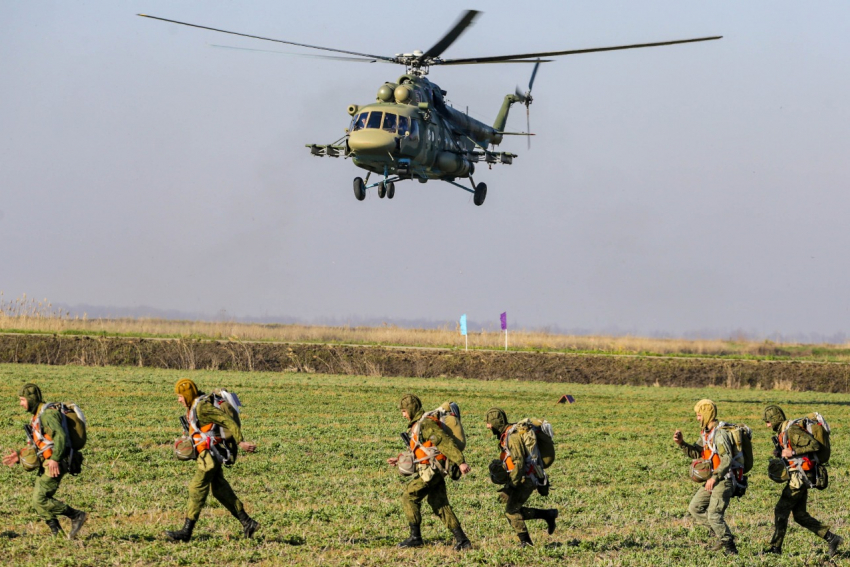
{"left": 2, "top": 334, "right": 850, "bottom": 392}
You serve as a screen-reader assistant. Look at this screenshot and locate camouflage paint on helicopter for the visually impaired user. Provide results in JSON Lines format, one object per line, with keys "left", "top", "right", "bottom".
{"left": 138, "top": 11, "right": 721, "bottom": 206}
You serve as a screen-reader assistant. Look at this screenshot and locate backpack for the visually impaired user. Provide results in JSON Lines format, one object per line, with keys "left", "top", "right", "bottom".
{"left": 511, "top": 418, "right": 556, "bottom": 469}
{"left": 430, "top": 402, "right": 466, "bottom": 451}
{"left": 36, "top": 402, "right": 88, "bottom": 451}
{"left": 799, "top": 413, "right": 831, "bottom": 464}
{"left": 717, "top": 422, "right": 754, "bottom": 474}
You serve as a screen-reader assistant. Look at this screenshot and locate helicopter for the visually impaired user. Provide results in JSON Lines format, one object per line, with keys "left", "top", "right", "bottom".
{"left": 138, "top": 11, "right": 720, "bottom": 206}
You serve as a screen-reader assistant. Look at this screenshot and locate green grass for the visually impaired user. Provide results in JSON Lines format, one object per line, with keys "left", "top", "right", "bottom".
{"left": 1, "top": 364, "right": 848, "bottom": 566}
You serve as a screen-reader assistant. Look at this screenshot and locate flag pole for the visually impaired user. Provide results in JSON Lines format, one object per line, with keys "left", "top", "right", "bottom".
{"left": 465, "top": 334, "right": 468, "bottom": 351}
{"left": 505, "top": 328, "right": 508, "bottom": 351}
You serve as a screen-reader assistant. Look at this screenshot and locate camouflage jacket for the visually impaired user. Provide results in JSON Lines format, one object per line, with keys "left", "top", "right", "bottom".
{"left": 408, "top": 411, "right": 465, "bottom": 465}
{"left": 680, "top": 422, "right": 735, "bottom": 481}
{"left": 194, "top": 397, "right": 243, "bottom": 444}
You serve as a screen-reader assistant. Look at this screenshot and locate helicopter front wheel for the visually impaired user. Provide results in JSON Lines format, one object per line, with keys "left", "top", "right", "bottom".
{"left": 473, "top": 182, "right": 487, "bottom": 206}
{"left": 378, "top": 181, "right": 387, "bottom": 199}
{"left": 386, "top": 181, "right": 395, "bottom": 199}
{"left": 353, "top": 177, "right": 366, "bottom": 201}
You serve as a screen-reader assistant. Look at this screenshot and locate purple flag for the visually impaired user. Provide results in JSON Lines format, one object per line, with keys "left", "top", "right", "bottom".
{"left": 500, "top": 312, "right": 507, "bottom": 330}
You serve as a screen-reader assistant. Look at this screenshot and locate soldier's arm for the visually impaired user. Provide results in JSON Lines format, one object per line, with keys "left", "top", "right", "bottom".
{"left": 788, "top": 427, "right": 820, "bottom": 456}
{"left": 197, "top": 402, "right": 244, "bottom": 444}
{"left": 424, "top": 421, "right": 465, "bottom": 465}
{"left": 680, "top": 437, "right": 703, "bottom": 460}
{"left": 507, "top": 434, "right": 528, "bottom": 486}
{"left": 712, "top": 430, "right": 734, "bottom": 480}
{"left": 41, "top": 409, "right": 67, "bottom": 462}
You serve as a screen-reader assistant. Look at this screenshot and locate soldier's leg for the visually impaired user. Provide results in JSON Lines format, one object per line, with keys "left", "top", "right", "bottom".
{"left": 706, "top": 479, "right": 735, "bottom": 543}
{"left": 32, "top": 469, "right": 69, "bottom": 521}
{"left": 425, "top": 476, "right": 461, "bottom": 531}
{"left": 769, "top": 485, "right": 797, "bottom": 550}
{"left": 687, "top": 486, "right": 713, "bottom": 531}
{"left": 790, "top": 487, "right": 830, "bottom": 539}
{"left": 186, "top": 450, "right": 218, "bottom": 521}
{"left": 503, "top": 481, "right": 536, "bottom": 535}
{"left": 210, "top": 466, "right": 245, "bottom": 518}
{"left": 401, "top": 476, "right": 430, "bottom": 526}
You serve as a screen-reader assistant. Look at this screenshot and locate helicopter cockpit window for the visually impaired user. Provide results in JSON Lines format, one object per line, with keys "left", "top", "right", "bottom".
{"left": 382, "top": 113, "right": 397, "bottom": 133}
{"left": 409, "top": 119, "right": 420, "bottom": 142}
{"left": 366, "top": 111, "right": 383, "bottom": 130}
{"left": 398, "top": 115, "right": 410, "bottom": 136}
{"left": 352, "top": 113, "right": 368, "bottom": 132}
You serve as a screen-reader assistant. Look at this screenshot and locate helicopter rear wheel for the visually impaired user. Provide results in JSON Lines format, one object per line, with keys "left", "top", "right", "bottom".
{"left": 473, "top": 182, "right": 487, "bottom": 206}
{"left": 386, "top": 181, "right": 395, "bottom": 199}
{"left": 353, "top": 177, "right": 366, "bottom": 201}
{"left": 378, "top": 181, "right": 387, "bottom": 199}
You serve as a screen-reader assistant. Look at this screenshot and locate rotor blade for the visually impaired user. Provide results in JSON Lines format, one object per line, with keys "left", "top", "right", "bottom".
{"left": 438, "top": 36, "right": 722, "bottom": 65}
{"left": 528, "top": 60, "right": 540, "bottom": 91}
{"left": 514, "top": 85, "right": 527, "bottom": 103}
{"left": 137, "top": 14, "right": 397, "bottom": 62}
{"left": 440, "top": 59, "right": 553, "bottom": 65}
{"left": 420, "top": 10, "right": 481, "bottom": 60}
{"left": 526, "top": 107, "right": 531, "bottom": 150}
{"left": 209, "top": 44, "right": 387, "bottom": 63}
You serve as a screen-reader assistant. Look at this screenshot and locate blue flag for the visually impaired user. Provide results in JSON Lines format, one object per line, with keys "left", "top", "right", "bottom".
{"left": 460, "top": 314, "right": 467, "bottom": 336}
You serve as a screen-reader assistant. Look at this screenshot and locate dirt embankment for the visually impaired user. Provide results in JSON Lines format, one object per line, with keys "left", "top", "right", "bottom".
{"left": 2, "top": 334, "right": 850, "bottom": 392}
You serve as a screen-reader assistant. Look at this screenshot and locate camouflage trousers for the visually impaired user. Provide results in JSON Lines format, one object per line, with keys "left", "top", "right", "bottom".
{"left": 401, "top": 473, "right": 461, "bottom": 531}
{"left": 687, "top": 478, "right": 735, "bottom": 543}
{"left": 769, "top": 484, "right": 830, "bottom": 549}
{"left": 186, "top": 450, "right": 245, "bottom": 521}
{"left": 32, "top": 464, "right": 70, "bottom": 521}
{"left": 498, "top": 478, "right": 538, "bottom": 535}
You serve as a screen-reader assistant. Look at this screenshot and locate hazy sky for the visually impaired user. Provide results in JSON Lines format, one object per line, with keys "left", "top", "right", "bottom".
{"left": 2, "top": 1, "right": 849, "bottom": 339}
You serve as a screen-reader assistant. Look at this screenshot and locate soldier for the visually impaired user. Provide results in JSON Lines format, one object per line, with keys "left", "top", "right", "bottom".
{"left": 165, "top": 378, "right": 260, "bottom": 542}
{"left": 485, "top": 408, "right": 558, "bottom": 547}
{"left": 2, "top": 384, "right": 88, "bottom": 538}
{"left": 387, "top": 394, "right": 472, "bottom": 550}
{"left": 673, "top": 399, "right": 739, "bottom": 555}
{"left": 763, "top": 405, "right": 843, "bottom": 557}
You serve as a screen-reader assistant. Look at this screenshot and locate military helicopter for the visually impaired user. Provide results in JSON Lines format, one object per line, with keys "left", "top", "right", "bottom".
{"left": 138, "top": 11, "right": 720, "bottom": 206}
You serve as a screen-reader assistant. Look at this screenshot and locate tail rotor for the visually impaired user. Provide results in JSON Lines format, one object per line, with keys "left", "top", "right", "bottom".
{"left": 514, "top": 59, "right": 540, "bottom": 149}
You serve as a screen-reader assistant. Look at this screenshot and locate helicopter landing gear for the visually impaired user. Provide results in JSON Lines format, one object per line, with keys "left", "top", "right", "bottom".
{"left": 386, "top": 181, "right": 395, "bottom": 199}
{"left": 473, "top": 182, "right": 487, "bottom": 206}
{"left": 353, "top": 177, "right": 366, "bottom": 201}
{"left": 378, "top": 181, "right": 387, "bottom": 199}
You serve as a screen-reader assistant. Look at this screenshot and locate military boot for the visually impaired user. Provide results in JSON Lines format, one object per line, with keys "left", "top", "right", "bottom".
{"left": 723, "top": 539, "right": 739, "bottom": 556}
{"left": 451, "top": 527, "right": 471, "bottom": 551}
{"left": 63, "top": 508, "right": 88, "bottom": 540}
{"left": 826, "top": 532, "right": 843, "bottom": 558}
{"left": 397, "top": 524, "right": 424, "bottom": 548}
{"left": 237, "top": 510, "right": 259, "bottom": 539}
{"left": 541, "top": 509, "right": 558, "bottom": 535}
{"left": 518, "top": 532, "right": 534, "bottom": 547}
{"left": 45, "top": 519, "right": 64, "bottom": 537}
{"left": 165, "top": 518, "right": 196, "bottom": 542}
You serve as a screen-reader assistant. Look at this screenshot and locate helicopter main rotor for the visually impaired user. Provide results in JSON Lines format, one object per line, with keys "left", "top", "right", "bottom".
{"left": 137, "top": 11, "right": 721, "bottom": 77}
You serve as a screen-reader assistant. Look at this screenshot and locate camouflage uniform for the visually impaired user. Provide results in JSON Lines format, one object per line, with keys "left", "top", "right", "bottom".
{"left": 486, "top": 408, "right": 558, "bottom": 547}
{"left": 165, "top": 379, "right": 258, "bottom": 542}
{"left": 16, "top": 384, "right": 87, "bottom": 538}
{"left": 678, "top": 399, "right": 737, "bottom": 554}
{"left": 763, "top": 405, "right": 842, "bottom": 556}
{"left": 396, "top": 394, "right": 470, "bottom": 550}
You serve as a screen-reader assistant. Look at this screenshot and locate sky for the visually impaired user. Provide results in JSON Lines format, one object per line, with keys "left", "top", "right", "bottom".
{"left": 1, "top": 1, "right": 849, "bottom": 340}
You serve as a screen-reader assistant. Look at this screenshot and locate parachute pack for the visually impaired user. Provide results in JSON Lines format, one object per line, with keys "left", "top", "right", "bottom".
{"left": 400, "top": 401, "right": 467, "bottom": 479}
{"left": 717, "top": 422, "right": 754, "bottom": 474}
{"left": 511, "top": 417, "right": 556, "bottom": 469}
{"left": 24, "top": 401, "right": 87, "bottom": 475}
{"left": 790, "top": 412, "right": 831, "bottom": 464}
{"left": 175, "top": 389, "right": 243, "bottom": 465}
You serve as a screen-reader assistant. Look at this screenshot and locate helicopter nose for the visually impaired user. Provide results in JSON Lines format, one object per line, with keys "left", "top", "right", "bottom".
{"left": 348, "top": 130, "right": 396, "bottom": 154}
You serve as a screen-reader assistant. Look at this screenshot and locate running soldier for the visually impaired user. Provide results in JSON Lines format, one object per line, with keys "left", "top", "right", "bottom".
{"left": 2, "top": 384, "right": 88, "bottom": 538}
{"left": 165, "top": 378, "right": 259, "bottom": 542}
{"left": 673, "top": 399, "right": 739, "bottom": 555}
{"left": 485, "top": 408, "right": 558, "bottom": 547}
{"left": 387, "top": 394, "right": 472, "bottom": 550}
{"left": 763, "top": 405, "right": 843, "bottom": 557}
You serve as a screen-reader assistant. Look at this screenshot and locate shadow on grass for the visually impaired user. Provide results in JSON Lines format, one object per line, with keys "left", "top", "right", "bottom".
{"left": 0, "top": 531, "right": 20, "bottom": 539}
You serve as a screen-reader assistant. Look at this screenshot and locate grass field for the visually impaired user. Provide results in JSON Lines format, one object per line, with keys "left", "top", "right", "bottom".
{"left": 1, "top": 364, "right": 848, "bottom": 566}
